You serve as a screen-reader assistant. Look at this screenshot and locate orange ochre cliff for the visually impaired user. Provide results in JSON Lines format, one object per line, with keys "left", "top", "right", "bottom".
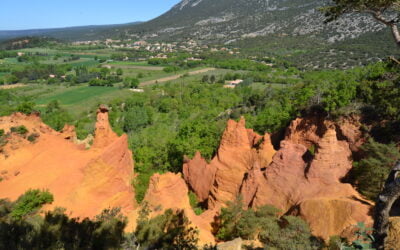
{"left": 183, "top": 116, "right": 373, "bottom": 242}
{"left": 0, "top": 106, "right": 135, "bottom": 219}
{"left": 0, "top": 108, "right": 375, "bottom": 245}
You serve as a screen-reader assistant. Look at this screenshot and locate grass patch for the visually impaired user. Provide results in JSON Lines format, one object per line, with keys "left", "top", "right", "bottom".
{"left": 35, "top": 86, "right": 120, "bottom": 106}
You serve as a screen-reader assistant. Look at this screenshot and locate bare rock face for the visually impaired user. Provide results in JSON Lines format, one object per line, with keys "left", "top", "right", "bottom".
{"left": 217, "top": 238, "right": 243, "bottom": 250}
{"left": 144, "top": 172, "right": 190, "bottom": 211}
{"left": 92, "top": 105, "right": 119, "bottom": 148}
{"left": 240, "top": 162, "right": 265, "bottom": 207}
{"left": 143, "top": 172, "right": 216, "bottom": 246}
{"left": 298, "top": 198, "right": 372, "bottom": 241}
{"left": 285, "top": 116, "right": 327, "bottom": 149}
{"left": 0, "top": 107, "right": 135, "bottom": 219}
{"left": 306, "top": 127, "right": 352, "bottom": 183}
{"left": 61, "top": 124, "right": 77, "bottom": 140}
{"left": 183, "top": 117, "right": 276, "bottom": 209}
{"left": 208, "top": 118, "right": 276, "bottom": 209}
{"left": 251, "top": 140, "right": 309, "bottom": 211}
{"left": 335, "top": 115, "right": 365, "bottom": 152}
{"left": 286, "top": 116, "right": 365, "bottom": 153}
{"left": 183, "top": 152, "right": 217, "bottom": 202}
{"left": 208, "top": 118, "right": 258, "bottom": 209}
{"left": 252, "top": 119, "right": 372, "bottom": 241}
{"left": 184, "top": 116, "right": 371, "bottom": 242}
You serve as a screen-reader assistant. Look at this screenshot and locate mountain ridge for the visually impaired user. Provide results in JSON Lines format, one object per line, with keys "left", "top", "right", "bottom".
{"left": 128, "top": 0, "right": 386, "bottom": 44}
{"left": 0, "top": 22, "right": 142, "bottom": 41}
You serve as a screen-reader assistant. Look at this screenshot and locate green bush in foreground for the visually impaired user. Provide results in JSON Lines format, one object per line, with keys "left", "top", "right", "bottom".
{"left": 0, "top": 190, "right": 127, "bottom": 249}
{"left": 10, "top": 189, "right": 53, "bottom": 219}
{"left": 135, "top": 203, "right": 199, "bottom": 249}
{"left": 351, "top": 138, "right": 400, "bottom": 200}
{"left": 216, "top": 197, "right": 321, "bottom": 249}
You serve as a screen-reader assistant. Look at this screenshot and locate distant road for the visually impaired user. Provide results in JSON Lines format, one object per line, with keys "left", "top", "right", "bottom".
{"left": 103, "top": 64, "right": 164, "bottom": 71}
{"left": 140, "top": 68, "right": 216, "bottom": 86}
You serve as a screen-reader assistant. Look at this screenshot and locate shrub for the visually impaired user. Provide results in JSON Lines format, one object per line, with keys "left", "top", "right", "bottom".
{"left": 16, "top": 102, "right": 35, "bottom": 114}
{"left": 0, "top": 130, "right": 7, "bottom": 147}
{"left": 89, "top": 78, "right": 113, "bottom": 87}
{"left": 42, "top": 100, "right": 73, "bottom": 131}
{"left": 135, "top": 205, "right": 199, "bottom": 249}
{"left": 163, "top": 66, "right": 180, "bottom": 73}
{"left": 27, "top": 133, "right": 39, "bottom": 143}
{"left": 47, "top": 78, "right": 57, "bottom": 85}
{"left": 351, "top": 138, "right": 400, "bottom": 200}
{"left": 216, "top": 197, "right": 321, "bottom": 249}
{"left": 10, "top": 189, "right": 54, "bottom": 219}
{"left": 123, "top": 106, "right": 152, "bottom": 132}
{"left": 10, "top": 125, "right": 28, "bottom": 136}
{"left": 202, "top": 75, "right": 209, "bottom": 83}
{"left": 0, "top": 205, "right": 127, "bottom": 249}
{"left": 5, "top": 74, "right": 18, "bottom": 84}
{"left": 123, "top": 77, "right": 139, "bottom": 89}
{"left": 188, "top": 191, "right": 204, "bottom": 215}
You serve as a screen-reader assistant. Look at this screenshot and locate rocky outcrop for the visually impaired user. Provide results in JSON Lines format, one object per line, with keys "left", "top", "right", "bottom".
{"left": 143, "top": 172, "right": 216, "bottom": 246}
{"left": 61, "top": 124, "right": 93, "bottom": 149}
{"left": 92, "top": 104, "right": 119, "bottom": 148}
{"left": 0, "top": 107, "right": 135, "bottom": 219}
{"left": 183, "top": 117, "right": 276, "bottom": 209}
{"left": 183, "top": 116, "right": 372, "bottom": 242}
{"left": 217, "top": 238, "right": 243, "bottom": 250}
{"left": 306, "top": 127, "right": 352, "bottom": 183}
{"left": 284, "top": 116, "right": 327, "bottom": 148}
{"left": 252, "top": 121, "right": 372, "bottom": 241}
{"left": 61, "top": 124, "right": 77, "bottom": 140}
{"left": 335, "top": 115, "right": 365, "bottom": 153}
{"left": 183, "top": 152, "right": 217, "bottom": 202}
{"left": 285, "top": 116, "right": 365, "bottom": 153}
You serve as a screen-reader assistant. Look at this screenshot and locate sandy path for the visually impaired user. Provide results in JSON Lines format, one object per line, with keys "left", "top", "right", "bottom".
{"left": 140, "top": 68, "right": 216, "bottom": 86}
{"left": 0, "top": 83, "right": 26, "bottom": 89}
{"left": 103, "top": 64, "right": 164, "bottom": 71}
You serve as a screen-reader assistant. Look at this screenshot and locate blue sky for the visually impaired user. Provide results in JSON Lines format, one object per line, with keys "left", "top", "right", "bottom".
{"left": 0, "top": 0, "right": 180, "bottom": 30}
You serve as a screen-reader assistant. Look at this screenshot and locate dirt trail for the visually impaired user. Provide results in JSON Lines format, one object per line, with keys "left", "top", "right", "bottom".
{"left": 140, "top": 68, "right": 216, "bottom": 86}
{"left": 0, "top": 83, "right": 26, "bottom": 89}
{"left": 103, "top": 64, "right": 164, "bottom": 71}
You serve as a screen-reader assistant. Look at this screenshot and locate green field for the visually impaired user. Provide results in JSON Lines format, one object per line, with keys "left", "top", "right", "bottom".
{"left": 33, "top": 85, "right": 132, "bottom": 116}
{"left": 36, "top": 86, "right": 121, "bottom": 105}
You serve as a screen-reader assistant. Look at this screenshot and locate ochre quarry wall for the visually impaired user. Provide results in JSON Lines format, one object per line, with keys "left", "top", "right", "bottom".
{"left": 0, "top": 107, "right": 135, "bottom": 219}
{"left": 183, "top": 116, "right": 373, "bottom": 242}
